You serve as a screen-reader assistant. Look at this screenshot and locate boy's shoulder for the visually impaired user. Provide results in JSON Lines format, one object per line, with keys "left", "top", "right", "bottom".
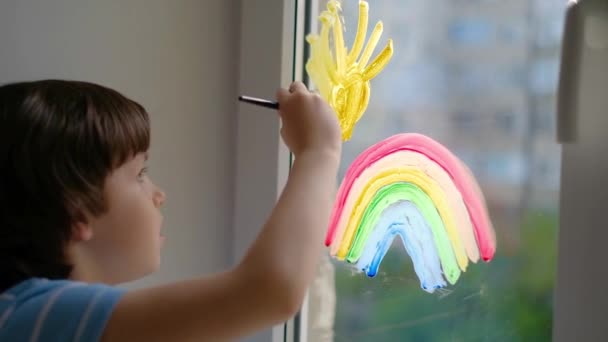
{"left": 0, "top": 278, "right": 127, "bottom": 342}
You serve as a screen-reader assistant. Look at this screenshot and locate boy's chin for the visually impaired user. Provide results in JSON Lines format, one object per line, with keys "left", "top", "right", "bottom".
{"left": 141, "top": 259, "right": 162, "bottom": 278}
{"left": 116, "top": 260, "right": 161, "bottom": 285}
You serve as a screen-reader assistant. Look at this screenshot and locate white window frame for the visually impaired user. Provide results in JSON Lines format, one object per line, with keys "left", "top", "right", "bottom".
{"left": 233, "top": 0, "right": 307, "bottom": 341}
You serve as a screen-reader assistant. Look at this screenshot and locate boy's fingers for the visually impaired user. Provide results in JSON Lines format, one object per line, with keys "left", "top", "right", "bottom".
{"left": 276, "top": 88, "right": 290, "bottom": 104}
{"left": 288, "top": 81, "right": 308, "bottom": 93}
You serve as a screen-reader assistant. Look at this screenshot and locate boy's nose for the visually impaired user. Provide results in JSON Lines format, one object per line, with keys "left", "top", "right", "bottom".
{"left": 153, "top": 188, "right": 166, "bottom": 208}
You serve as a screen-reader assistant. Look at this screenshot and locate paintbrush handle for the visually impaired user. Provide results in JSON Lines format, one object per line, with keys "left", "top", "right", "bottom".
{"left": 238, "top": 95, "right": 279, "bottom": 110}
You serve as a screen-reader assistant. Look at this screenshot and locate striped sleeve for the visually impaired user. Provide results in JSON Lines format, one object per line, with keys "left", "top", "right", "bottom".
{"left": 2, "top": 281, "right": 126, "bottom": 342}
{"left": 38, "top": 283, "right": 126, "bottom": 342}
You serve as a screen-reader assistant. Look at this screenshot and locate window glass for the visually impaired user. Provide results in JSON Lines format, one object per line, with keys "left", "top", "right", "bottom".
{"left": 305, "top": 0, "right": 564, "bottom": 340}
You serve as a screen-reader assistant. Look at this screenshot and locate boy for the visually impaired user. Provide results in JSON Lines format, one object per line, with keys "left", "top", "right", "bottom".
{"left": 0, "top": 79, "right": 341, "bottom": 341}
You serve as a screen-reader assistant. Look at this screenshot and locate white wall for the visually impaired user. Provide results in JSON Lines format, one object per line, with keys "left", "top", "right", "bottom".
{"left": 0, "top": 0, "right": 240, "bottom": 286}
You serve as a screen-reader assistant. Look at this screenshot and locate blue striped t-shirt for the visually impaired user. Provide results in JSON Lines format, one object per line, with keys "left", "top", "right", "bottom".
{"left": 0, "top": 278, "right": 127, "bottom": 342}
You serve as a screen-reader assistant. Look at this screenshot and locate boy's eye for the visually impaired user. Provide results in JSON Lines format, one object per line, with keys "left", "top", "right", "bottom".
{"left": 137, "top": 167, "right": 148, "bottom": 181}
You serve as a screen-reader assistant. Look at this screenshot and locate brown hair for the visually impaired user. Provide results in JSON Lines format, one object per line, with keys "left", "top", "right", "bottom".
{"left": 0, "top": 80, "right": 150, "bottom": 291}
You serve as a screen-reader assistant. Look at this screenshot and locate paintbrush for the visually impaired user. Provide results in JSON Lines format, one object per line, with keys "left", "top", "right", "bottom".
{"left": 238, "top": 95, "right": 279, "bottom": 110}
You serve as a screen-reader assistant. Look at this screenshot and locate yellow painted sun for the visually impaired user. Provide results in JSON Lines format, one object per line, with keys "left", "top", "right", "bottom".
{"left": 306, "top": 0, "right": 394, "bottom": 141}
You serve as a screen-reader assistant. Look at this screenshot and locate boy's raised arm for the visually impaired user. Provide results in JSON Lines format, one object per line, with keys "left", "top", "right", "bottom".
{"left": 102, "top": 82, "right": 342, "bottom": 341}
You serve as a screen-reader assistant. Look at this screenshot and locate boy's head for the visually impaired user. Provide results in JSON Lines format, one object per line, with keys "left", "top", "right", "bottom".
{"left": 0, "top": 80, "right": 166, "bottom": 291}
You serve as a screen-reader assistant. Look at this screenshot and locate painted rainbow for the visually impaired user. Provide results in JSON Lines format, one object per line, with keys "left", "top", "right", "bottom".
{"left": 325, "top": 133, "right": 496, "bottom": 293}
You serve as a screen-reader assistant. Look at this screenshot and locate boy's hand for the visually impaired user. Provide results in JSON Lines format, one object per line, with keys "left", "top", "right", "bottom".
{"left": 276, "top": 81, "right": 342, "bottom": 159}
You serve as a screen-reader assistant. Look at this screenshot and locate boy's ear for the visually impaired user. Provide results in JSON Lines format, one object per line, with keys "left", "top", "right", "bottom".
{"left": 71, "top": 221, "right": 94, "bottom": 242}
